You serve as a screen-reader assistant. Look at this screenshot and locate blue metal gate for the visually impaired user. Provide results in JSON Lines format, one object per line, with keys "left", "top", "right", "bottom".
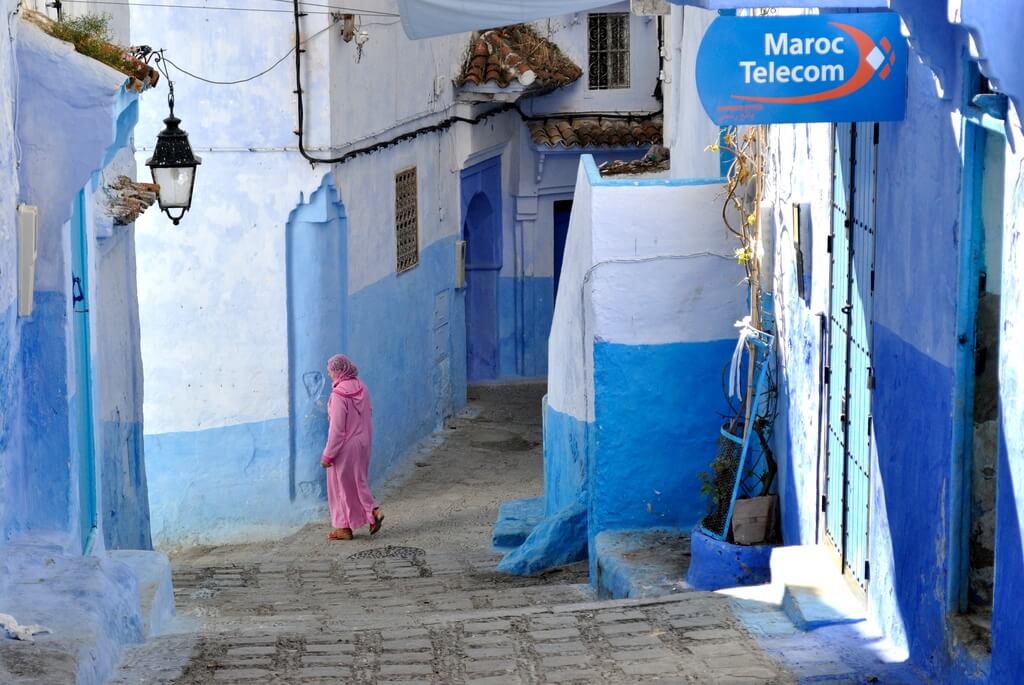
{"left": 825, "top": 123, "right": 877, "bottom": 591}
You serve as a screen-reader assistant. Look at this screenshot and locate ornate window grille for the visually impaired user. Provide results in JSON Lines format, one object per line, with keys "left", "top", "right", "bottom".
{"left": 588, "top": 13, "right": 630, "bottom": 90}
{"left": 395, "top": 167, "right": 419, "bottom": 273}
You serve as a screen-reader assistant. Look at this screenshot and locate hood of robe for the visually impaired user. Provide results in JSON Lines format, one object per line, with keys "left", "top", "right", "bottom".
{"left": 332, "top": 378, "right": 370, "bottom": 416}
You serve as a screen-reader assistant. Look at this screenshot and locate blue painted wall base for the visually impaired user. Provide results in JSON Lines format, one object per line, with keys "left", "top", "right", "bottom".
{"left": 497, "top": 501, "right": 587, "bottom": 576}
{"left": 492, "top": 496, "right": 544, "bottom": 550}
{"left": 589, "top": 339, "right": 737, "bottom": 578}
{"left": 686, "top": 527, "right": 773, "bottom": 591}
{"left": 543, "top": 398, "right": 588, "bottom": 516}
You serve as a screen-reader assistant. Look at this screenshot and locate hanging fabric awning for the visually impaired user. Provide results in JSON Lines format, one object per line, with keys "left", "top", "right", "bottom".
{"left": 398, "top": 0, "right": 616, "bottom": 40}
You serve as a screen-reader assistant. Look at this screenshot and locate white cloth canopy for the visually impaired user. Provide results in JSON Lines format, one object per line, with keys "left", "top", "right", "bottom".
{"left": 398, "top": 0, "right": 619, "bottom": 39}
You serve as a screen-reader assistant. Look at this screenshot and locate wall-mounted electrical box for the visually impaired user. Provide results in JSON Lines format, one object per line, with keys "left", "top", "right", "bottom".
{"left": 455, "top": 240, "right": 466, "bottom": 289}
{"left": 17, "top": 204, "right": 38, "bottom": 317}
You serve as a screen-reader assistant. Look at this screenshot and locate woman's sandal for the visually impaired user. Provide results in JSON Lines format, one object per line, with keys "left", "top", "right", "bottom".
{"left": 369, "top": 509, "right": 384, "bottom": 536}
{"left": 327, "top": 528, "right": 353, "bottom": 541}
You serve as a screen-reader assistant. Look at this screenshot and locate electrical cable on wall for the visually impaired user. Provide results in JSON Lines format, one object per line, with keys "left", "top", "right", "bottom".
{"left": 158, "top": 22, "right": 333, "bottom": 85}
{"left": 289, "top": 0, "right": 664, "bottom": 167}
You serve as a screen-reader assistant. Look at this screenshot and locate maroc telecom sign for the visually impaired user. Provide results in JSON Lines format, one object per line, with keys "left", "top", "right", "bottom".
{"left": 696, "top": 13, "right": 907, "bottom": 125}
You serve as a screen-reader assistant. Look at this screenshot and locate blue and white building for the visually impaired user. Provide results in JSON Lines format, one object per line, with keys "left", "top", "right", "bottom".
{"left": 130, "top": 1, "right": 664, "bottom": 547}
{"left": 1, "top": 3, "right": 173, "bottom": 683}
{"left": 448, "top": 0, "right": 1024, "bottom": 681}
{"left": 757, "top": 2, "right": 1024, "bottom": 682}
{"left": 481, "top": 0, "right": 1024, "bottom": 681}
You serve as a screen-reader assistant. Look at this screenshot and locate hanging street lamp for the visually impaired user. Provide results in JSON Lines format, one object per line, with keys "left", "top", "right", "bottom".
{"left": 143, "top": 52, "right": 201, "bottom": 225}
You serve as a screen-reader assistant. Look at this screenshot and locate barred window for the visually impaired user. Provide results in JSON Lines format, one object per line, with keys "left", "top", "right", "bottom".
{"left": 588, "top": 13, "right": 630, "bottom": 90}
{"left": 395, "top": 167, "right": 419, "bottom": 273}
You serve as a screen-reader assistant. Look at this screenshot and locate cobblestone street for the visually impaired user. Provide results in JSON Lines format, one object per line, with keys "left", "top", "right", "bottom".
{"left": 110, "top": 385, "right": 917, "bottom": 685}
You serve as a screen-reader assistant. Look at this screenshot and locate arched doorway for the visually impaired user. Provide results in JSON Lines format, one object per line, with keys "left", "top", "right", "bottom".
{"left": 464, "top": 192, "right": 500, "bottom": 382}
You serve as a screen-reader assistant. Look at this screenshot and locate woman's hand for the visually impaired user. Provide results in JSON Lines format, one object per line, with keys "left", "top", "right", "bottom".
{"left": 321, "top": 458, "right": 333, "bottom": 468}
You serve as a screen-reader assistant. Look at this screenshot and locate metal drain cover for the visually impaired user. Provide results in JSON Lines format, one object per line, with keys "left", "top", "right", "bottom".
{"left": 348, "top": 545, "right": 425, "bottom": 560}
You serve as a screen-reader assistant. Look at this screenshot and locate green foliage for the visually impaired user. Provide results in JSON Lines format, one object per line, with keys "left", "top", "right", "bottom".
{"left": 50, "top": 13, "right": 112, "bottom": 42}
{"left": 46, "top": 13, "right": 136, "bottom": 75}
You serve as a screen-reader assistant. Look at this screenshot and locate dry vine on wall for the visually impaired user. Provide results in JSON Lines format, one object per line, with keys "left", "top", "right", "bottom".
{"left": 708, "top": 125, "right": 769, "bottom": 431}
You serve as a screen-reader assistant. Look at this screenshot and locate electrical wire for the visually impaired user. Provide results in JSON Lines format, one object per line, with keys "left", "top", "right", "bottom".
{"left": 59, "top": 0, "right": 334, "bottom": 15}
{"left": 266, "top": 0, "right": 397, "bottom": 17}
{"left": 59, "top": 0, "right": 397, "bottom": 16}
{"left": 160, "top": 22, "right": 332, "bottom": 85}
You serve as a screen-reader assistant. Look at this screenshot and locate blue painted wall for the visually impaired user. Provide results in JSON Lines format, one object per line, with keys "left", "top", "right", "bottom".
{"left": 0, "top": 0, "right": 18, "bottom": 546}
{"left": 348, "top": 236, "right": 465, "bottom": 482}
{"left": 143, "top": 232, "right": 468, "bottom": 545}
{"left": 543, "top": 398, "right": 588, "bottom": 515}
{"left": 498, "top": 276, "right": 554, "bottom": 379}
{"left": 765, "top": 6, "right": 1024, "bottom": 681}
{"left": 589, "top": 339, "right": 736, "bottom": 574}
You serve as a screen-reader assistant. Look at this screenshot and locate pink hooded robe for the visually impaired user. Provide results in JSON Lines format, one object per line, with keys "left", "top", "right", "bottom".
{"left": 322, "top": 376, "right": 377, "bottom": 529}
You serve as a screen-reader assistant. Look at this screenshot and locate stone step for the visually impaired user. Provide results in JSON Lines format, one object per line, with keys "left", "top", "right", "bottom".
{"left": 769, "top": 545, "right": 866, "bottom": 630}
{"left": 593, "top": 528, "right": 693, "bottom": 599}
{"left": 110, "top": 551, "right": 176, "bottom": 638}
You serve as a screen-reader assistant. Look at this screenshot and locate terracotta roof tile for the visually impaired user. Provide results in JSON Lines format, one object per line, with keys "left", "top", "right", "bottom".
{"left": 457, "top": 25, "right": 582, "bottom": 91}
{"left": 104, "top": 176, "right": 160, "bottom": 225}
{"left": 600, "top": 145, "right": 671, "bottom": 176}
{"left": 527, "top": 114, "right": 663, "bottom": 149}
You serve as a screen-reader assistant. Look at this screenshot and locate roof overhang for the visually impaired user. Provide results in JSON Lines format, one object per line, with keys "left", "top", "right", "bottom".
{"left": 457, "top": 82, "right": 530, "bottom": 103}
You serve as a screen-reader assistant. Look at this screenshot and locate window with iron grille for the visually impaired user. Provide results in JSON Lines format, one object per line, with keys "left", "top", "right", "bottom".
{"left": 395, "top": 167, "right": 419, "bottom": 273}
{"left": 588, "top": 13, "right": 630, "bottom": 90}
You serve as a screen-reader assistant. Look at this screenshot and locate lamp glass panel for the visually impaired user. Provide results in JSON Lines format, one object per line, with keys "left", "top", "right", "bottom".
{"left": 152, "top": 166, "right": 195, "bottom": 208}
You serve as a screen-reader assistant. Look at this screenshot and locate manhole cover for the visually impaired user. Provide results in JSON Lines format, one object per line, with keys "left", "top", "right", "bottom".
{"left": 348, "top": 545, "right": 425, "bottom": 560}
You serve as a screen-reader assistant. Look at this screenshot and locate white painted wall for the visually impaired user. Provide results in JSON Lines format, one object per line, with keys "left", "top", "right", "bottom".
{"left": 548, "top": 157, "right": 743, "bottom": 422}
{"left": 524, "top": 3, "right": 661, "bottom": 116}
{"left": 135, "top": 152, "right": 324, "bottom": 434}
{"left": 131, "top": 2, "right": 332, "bottom": 434}
{"left": 665, "top": 6, "right": 720, "bottom": 179}
{"left": 131, "top": 0, "right": 657, "bottom": 435}
{"left": 548, "top": 162, "right": 594, "bottom": 421}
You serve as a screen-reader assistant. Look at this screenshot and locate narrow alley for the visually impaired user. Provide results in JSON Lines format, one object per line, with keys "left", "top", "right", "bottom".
{"left": 110, "top": 385, "right": 918, "bottom": 685}
{"left": 3, "top": 2, "right": 1023, "bottom": 683}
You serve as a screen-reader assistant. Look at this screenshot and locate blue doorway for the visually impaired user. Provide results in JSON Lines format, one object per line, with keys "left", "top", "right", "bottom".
{"left": 461, "top": 158, "right": 502, "bottom": 382}
{"left": 953, "top": 70, "right": 1006, "bottom": 621}
{"left": 71, "top": 189, "right": 98, "bottom": 553}
{"left": 553, "top": 200, "right": 572, "bottom": 303}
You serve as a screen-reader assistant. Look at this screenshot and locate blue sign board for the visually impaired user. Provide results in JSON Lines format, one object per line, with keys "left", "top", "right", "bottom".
{"left": 696, "top": 13, "right": 907, "bottom": 124}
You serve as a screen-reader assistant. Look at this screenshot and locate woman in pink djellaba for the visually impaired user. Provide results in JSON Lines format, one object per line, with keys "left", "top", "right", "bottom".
{"left": 321, "top": 354, "right": 383, "bottom": 541}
